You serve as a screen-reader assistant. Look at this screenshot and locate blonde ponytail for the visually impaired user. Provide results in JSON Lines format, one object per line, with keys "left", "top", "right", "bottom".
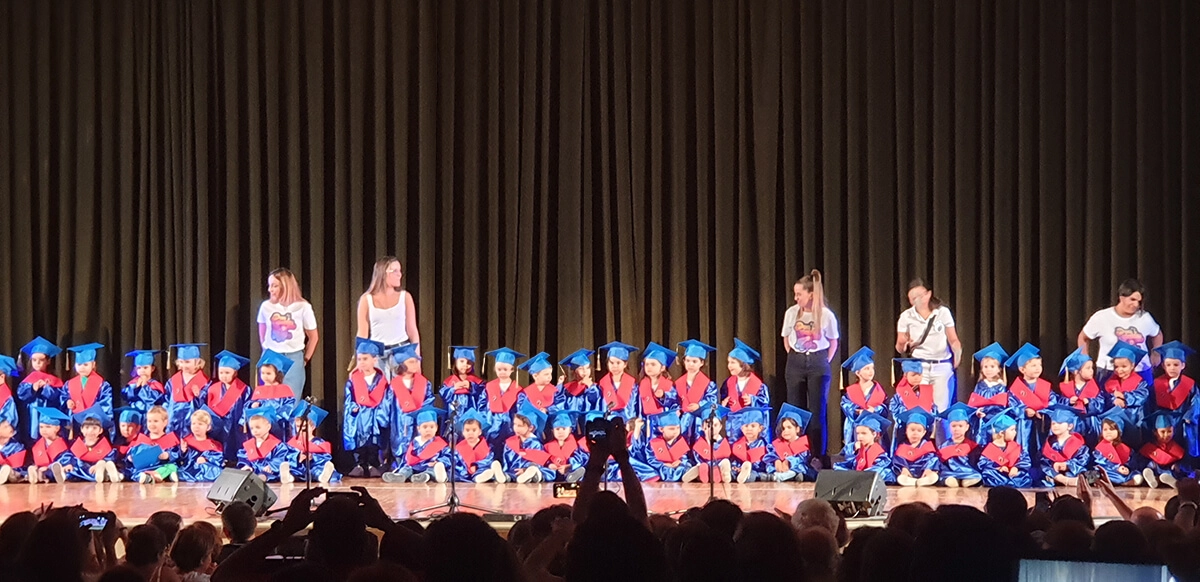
{"left": 797, "top": 269, "right": 827, "bottom": 334}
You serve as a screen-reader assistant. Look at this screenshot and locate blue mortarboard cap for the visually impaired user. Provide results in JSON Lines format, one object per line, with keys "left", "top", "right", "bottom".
{"left": 449, "top": 346, "right": 478, "bottom": 362}
{"left": 728, "top": 338, "right": 762, "bottom": 366}
{"left": 973, "top": 342, "right": 1010, "bottom": 364}
{"left": 728, "top": 406, "right": 770, "bottom": 439}
{"left": 1106, "top": 341, "right": 1148, "bottom": 365}
{"left": 654, "top": 410, "right": 682, "bottom": 428}
{"left": 559, "top": 349, "right": 595, "bottom": 369}
{"left": 516, "top": 401, "right": 548, "bottom": 434}
{"left": 1045, "top": 405, "right": 1081, "bottom": 426}
{"left": 842, "top": 347, "right": 876, "bottom": 373}
{"left": 1148, "top": 410, "right": 1177, "bottom": 431}
{"left": 641, "top": 342, "right": 677, "bottom": 368}
{"left": 129, "top": 445, "right": 164, "bottom": 471}
{"left": 1155, "top": 341, "right": 1196, "bottom": 363}
{"left": 73, "top": 405, "right": 113, "bottom": 430}
{"left": 21, "top": 336, "right": 62, "bottom": 358}
{"left": 678, "top": 339, "right": 716, "bottom": 360}
{"left": 390, "top": 343, "right": 422, "bottom": 365}
{"left": 116, "top": 407, "right": 143, "bottom": 426}
{"left": 125, "top": 350, "right": 161, "bottom": 368}
{"left": 1098, "top": 407, "right": 1130, "bottom": 433}
{"left": 289, "top": 401, "right": 329, "bottom": 427}
{"left": 1059, "top": 347, "right": 1092, "bottom": 375}
{"left": 213, "top": 350, "right": 251, "bottom": 371}
{"left": 854, "top": 412, "right": 891, "bottom": 434}
{"left": 484, "top": 347, "right": 526, "bottom": 366}
{"left": 598, "top": 342, "right": 638, "bottom": 362}
{"left": 517, "top": 352, "right": 553, "bottom": 375}
{"left": 550, "top": 410, "right": 582, "bottom": 430}
{"left": 699, "top": 405, "right": 730, "bottom": 422}
{"left": 412, "top": 405, "right": 446, "bottom": 426}
{"left": 984, "top": 413, "right": 1017, "bottom": 434}
{"left": 170, "top": 343, "right": 207, "bottom": 361}
{"left": 583, "top": 411, "right": 607, "bottom": 425}
{"left": 0, "top": 355, "right": 17, "bottom": 377}
{"left": 899, "top": 408, "right": 935, "bottom": 430}
{"left": 895, "top": 358, "right": 923, "bottom": 375}
{"left": 939, "top": 402, "right": 976, "bottom": 424}
{"left": 1004, "top": 343, "right": 1042, "bottom": 369}
{"left": 456, "top": 409, "right": 489, "bottom": 433}
{"left": 777, "top": 403, "right": 813, "bottom": 431}
{"left": 355, "top": 337, "right": 386, "bottom": 358}
{"left": 67, "top": 343, "right": 105, "bottom": 365}
{"left": 34, "top": 406, "right": 69, "bottom": 425}
{"left": 247, "top": 405, "right": 280, "bottom": 424}
{"left": 257, "top": 350, "right": 295, "bottom": 376}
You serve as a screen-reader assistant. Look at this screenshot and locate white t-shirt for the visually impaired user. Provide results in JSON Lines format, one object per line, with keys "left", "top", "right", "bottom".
{"left": 896, "top": 306, "right": 956, "bottom": 361}
{"left": 1082, "top": 307, "right": 1160, "bottom": 371}
{"left": 256, "top": 300, "right": 318, "bottom": 353}
{"left": 780, "top": 305, "right": 840, "bottom": 353}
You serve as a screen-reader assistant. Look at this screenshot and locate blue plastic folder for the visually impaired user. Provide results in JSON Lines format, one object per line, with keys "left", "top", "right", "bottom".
{"left": 129, "top": 445, "right": 164, "bottom": 471}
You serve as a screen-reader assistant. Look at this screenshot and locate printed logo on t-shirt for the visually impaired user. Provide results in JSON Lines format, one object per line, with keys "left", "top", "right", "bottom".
{"left": 793, "top": 319, "right": 820, "bottom": 351}
{"left": 269, "top": 313, "right": 298, "bottom": 343}
{"left": 1114, "top": 326, "right": 1147, "bottom": 348}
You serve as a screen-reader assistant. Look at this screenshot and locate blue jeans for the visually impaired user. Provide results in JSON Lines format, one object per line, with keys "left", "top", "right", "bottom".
{"left": 280, "top": 350, "right": 307, "bottom": 400}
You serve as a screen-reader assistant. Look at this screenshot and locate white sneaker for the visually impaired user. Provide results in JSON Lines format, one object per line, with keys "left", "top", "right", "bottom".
{"left": 318, "top": 462, "right": 336, "bottom": 484}
{"left": 433, "top": 462, "right": 448, "bottom": 483}
{"left": 93, "top": 465, "right": 105, "bottom": 483}
{"left": 719, "top": 459, "right": 732, "bottom": 483}
{"left": 944, "top": 477, "right": 960, "bottom": 488}
{"left": 279, "top": 463, "right": 294, "bottom": 484}
{"left": 492, "top": 461, "right": 508, "bottom": 484}
{"left": 474, "top": 468, "right": 494, "bottom": 483}
{"left": 1143, "top": 468, "right": 1159, "bottom": 488}
{"left": 0, "top": 465, "right": 12, "bottom": 484}
{"left": 1131, "top": 474, "right": 1144, "bottom": 486}
{"left": 27, "top": 466, "right": 38, "bottom": 484}
{"left": 897, "top": 474, "right": 916, "bottom": 487}
{"left": 517, "top": 466, "right": 540, "bottom": 484}
{"left": 105, "top": 461, "right": 123, "bottom": 483}
{"left": 410, "top": 471, "right": 431, "bottom": 484}
{"left": 737, "top": 462, "right": 752, "bottom": 484}
{"left": 682, "top": 465, "right": 701, "bottom": 483}
{"left": 138, "top": 472, "right": 154, "bottom": 484}
{"left": 49, "top": 462, "right": 66, "bottom": 484}
{"left": 962, "top": 478, "right": 981, "bottom": 488}
{"left": 916, "top": 472, "right": 938, "bottom": 487}
{"left": 1162, "top": 473, "right": 1178, "bottom": 489}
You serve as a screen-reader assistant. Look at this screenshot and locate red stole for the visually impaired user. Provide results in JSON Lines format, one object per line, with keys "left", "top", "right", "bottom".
{"left": 650, "top": 437, "right": 690, "bottom": 464}
{"left": 66, "top": 373, "right": 104, "bottom": 409}
{"left": 1040, "top": 433, "right": 1086, "bottom": 463}
{"left": 504, "top": 435, "right": 550, "bottom": 466}
{"left": 184, "top": 435, "right": 224, "bottom": 454}
{"left": 599, "top": 374, "right": 634, "bottom": 412}
{"left": 350, "top": 369, "right": 388, "bottom": 408}
{"left": 639, "top": 377, "right": 673, "bottom": 415}
{"left": 70, "top": 437, "right": 113, "bottom": 464}
{"left": 148, "top": 432, "right": 180, "bottom": 451}
{"left": 895, "top": 379, "right": 934, "bottom": 413}
{"left": 442, "top": 374, "right": 483, "bottom": 394}
{"left": 895, "top": 440, "right": 936, "bottom": 462}
{"left": 564, "top": 380, "right": 594, "bottom": 397}
{"left": 456, "top": 439, "right": 491, "bottom": 473}
{"left": 846, "top": 381, "right": 887, "bottom": 411}
{"left": 1009, "top": 378, "right": 1053, "bottom": 410}
{"left": 251, "top": 383, "right": 294, "bottom": 401}
{"left": 732, "top": 438, "right": 767, "bottom": 463}
{"left": 675, "top": 373, "right": 714, "bottom": 410}
{"left": 0, "top": 385, "right": 10, "bottom": 409}
{"left": 1104, "top": 374, "right": 1143, "bottom": 396}
{"left": 406, "top": 437, "right": 448, "bottom": 466}
{"left": 287, "top": 436, "right": 331, "bottom": 455}
{"left": 128, "top": 380, "right": 166, "bottom": 395}
{"left": 854, "top": 443, "right": 885, "bottom": 471}
{"left": 523, "top": 384, "right": 558, "bottom": 410}
{"left": 32, "top": 437, "right": 68, "bottom": 467}
{"left": 1059, "top": 380, "right": 1100, "bottom": 412}
{"left": 545, "top": 438, "right": 579, "bottom": 466}
{"left": 392, "top": 374, "right": 431, "bottom": 413}
{"left": 207, "top": 380, "right": 249, "bottom": 417}
{"left": 169, "top": 371, "right": 210, "bottom": 402}
{"left": 724, "top": 374, "right": 765, "bottom": 412}
{"left": 969, "top": 386, "right": 1009, "bottom": 408}
{"left": 21, "top": 371, "right": 63, "bottom": 388}
{"left": 1094, "top": 440, "right": 1131, "bottom": 466}
{"left": 981, "top": 442, "right": 1023, "bottom": 470}
{"left": 0, "top": 447, "right": 26, "bottom": 468}
{"left": 1154, "top": 375, "right": 1195, "bottom": 411}
{"left": 938, "top": 440, "right": 977, "bottom": 462}
{"left": 242, "top": 435, "right": 282, "bottom": 461}
{"left": 772, "top": 436, "right": 810, "bottom": 458}
{"left": 1140, "top": 440, "right": 1185, "bottom": 466}
{"left": 692, "top": 437, "right": 731, "bottom": 461}
{"left": 485, "top": 379, "right": 522, "bottom": 414}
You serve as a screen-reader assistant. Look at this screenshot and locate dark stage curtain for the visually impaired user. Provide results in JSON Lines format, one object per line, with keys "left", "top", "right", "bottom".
{"left": 2, "top": 0, "right": 1197, "bottom": 451}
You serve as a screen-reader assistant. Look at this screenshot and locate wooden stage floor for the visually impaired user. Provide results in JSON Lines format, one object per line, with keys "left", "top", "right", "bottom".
{"left": 0, "top": 478, "right": 1178, "bottom": 527}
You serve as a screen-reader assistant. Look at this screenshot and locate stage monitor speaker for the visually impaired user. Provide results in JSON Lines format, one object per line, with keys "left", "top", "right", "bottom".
{"left": 813, "top": 469, "right": 887, "bottom": 518}
{"left": 207, "top": 468, "right": 278, "bottom": 516}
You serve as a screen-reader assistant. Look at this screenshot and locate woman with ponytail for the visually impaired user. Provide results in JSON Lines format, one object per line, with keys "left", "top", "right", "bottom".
{"left": 780, "top": 270, "right": 840, "bottom": 464}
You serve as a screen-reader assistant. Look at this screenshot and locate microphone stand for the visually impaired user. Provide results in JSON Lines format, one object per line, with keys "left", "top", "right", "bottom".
{"left": 301, "top": 397, "right": 314, "bottom": 491}
{"left": 411, "top": 400, "right": 502, "bottom": 517}
{"left": 706, "top": 400, "right": 718, "bottom": 504}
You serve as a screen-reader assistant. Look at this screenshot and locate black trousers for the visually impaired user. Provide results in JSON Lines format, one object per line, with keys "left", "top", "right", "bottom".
{"left": 785, "top": 349, "right": 831, "bottom": 456}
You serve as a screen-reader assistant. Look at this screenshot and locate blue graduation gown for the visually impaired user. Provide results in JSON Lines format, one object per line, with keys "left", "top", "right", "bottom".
{"left": 403, "top": 435, "right": 449, "bottom": 474}
{"left": 164, "top": 371, "right": 210, "bottom": 436}
{"left": 544, "top": 437, "right": 588, "bottom": 480}
{"left": 439, "top": 374, "right": 484, "bottom": 427}
{"left": 560, "top": 381, "right": 604, "bottom": 415}
{"left": 771, "top": 436, "right": 818, "bottom": 481}
{"left": 594, "top": 436, "right": 659, "bottom": 482}
{"left": 517, "top": 383, "right": 562, "bottom": 415}
{"left": 390, "top": 374, "right": 435, "bottom": 459}
{"left": 502, "top": 435, "right": 555, "bottom": 481}
{"left": 0, "top": 387, "right": 19, "bottom": 437}
{"left": 598, "top": 373, "right": 640, "bottom": 424}
{"left": 676, "top": 373, "right": 719, "bottom": 440}
{"left": 723, "top": 374, "right": 771, "bottom": 413}
{"left": 178, "top": 435, "right": 226, "bottom": 482}
{"left": 127, "top": 432, "right": 182, "bottom": 474}
{"left": 646, "top": 436, "right": 694, "bottom": 482}
{"left": 1101, "top": 375, "right": 1149, "bottom": 437}
{"left": 840, "top": 382, "right": 889, "bottom": 450}
{"left": 245, "top": 384, "right": 297, "bottom": 441}
{"left": 978, "top": 441, "right": 1033, "bottom": 488}
{"left": 121, "top": 380, "right": 168, "bottom": 417}
{"left": 1008, "top": 378, "right": 1060, "bottom": 456}
{"left": 198, "top": 379, "right": 252, "bottom": 460}
{"left": 481, "top": 379, "right": 521, "bottom": 449}
{"left": 937, "top": 439, "right": 981, "bottom": 482}
{"left": 1059, "top": 380, "right": 1103, "bottom": 444}
{"left": 236, "top": 435, "right": 287, "bottom": 480}
{"left": 16, "top": 372, "right": 64, "bottom": 443}
{"left": 1092, "top": 440, "right": 1142, "bottom": 486}
{"left": 62, "top": 437, "right": 117, "bottom": 482}
{"left": 63, "top": 374, "right": 114, "bottom": 438}
{"left": 893, "top": 440, "right": 941, "bottom": 479}
{"left": 284, "top": 436, "right": 339, "bottom": 482}
{"left": 1151, "top": 375, "right": 1200, "bottom": 457}
{"left": 967, "top": 381, "right": 1010, "bottom": 440}
{"left": 1038, "top": 433, "right": 1090, "bottom": 486}
{"left": 342, "top": 369, "right": 393, "bottom": 452}
{"left": 731, "top": 437, "right": 778, "bottom": 480}
{"left": 638, "top": 377, "right": 678, "bottom": 435}
{"left": 0, "top": 439, "right": 28, "bottom": 477}
{"left": 833, "top": 442, "right": 895, "bottom": 484}
{"left": 29, "top": 437, "right": 70, "bottom": 480}
{"left": 454, "top": 438, "right": 496, "bottom": 482}
{"left": 1140, "top": 440, "right": 1193, "bottom": 480}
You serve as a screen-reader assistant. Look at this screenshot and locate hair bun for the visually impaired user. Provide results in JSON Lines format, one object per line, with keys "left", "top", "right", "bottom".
{"left": 811, "top": 269, "right": 821, "bottom": 281}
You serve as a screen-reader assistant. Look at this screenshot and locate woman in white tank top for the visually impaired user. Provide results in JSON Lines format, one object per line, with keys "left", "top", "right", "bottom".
{"left": 357, "top": 256, "right": 421, "bottom": 376}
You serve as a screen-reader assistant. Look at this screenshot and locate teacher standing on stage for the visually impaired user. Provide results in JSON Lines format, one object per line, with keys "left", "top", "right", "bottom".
{"left": 895, "top": 278, "right": 962, "bottom": 413}
{"left": 357, "top": 256, "right": 421, "bottom": 377}
{"left": 780, "top": 270, "right": 839, "bottom": 461}
{"left": 256, "top": 268, "right": 320, "bottom": 400}
{"left": 1076, "top": 278, "right": 1163, "bottom": 385}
